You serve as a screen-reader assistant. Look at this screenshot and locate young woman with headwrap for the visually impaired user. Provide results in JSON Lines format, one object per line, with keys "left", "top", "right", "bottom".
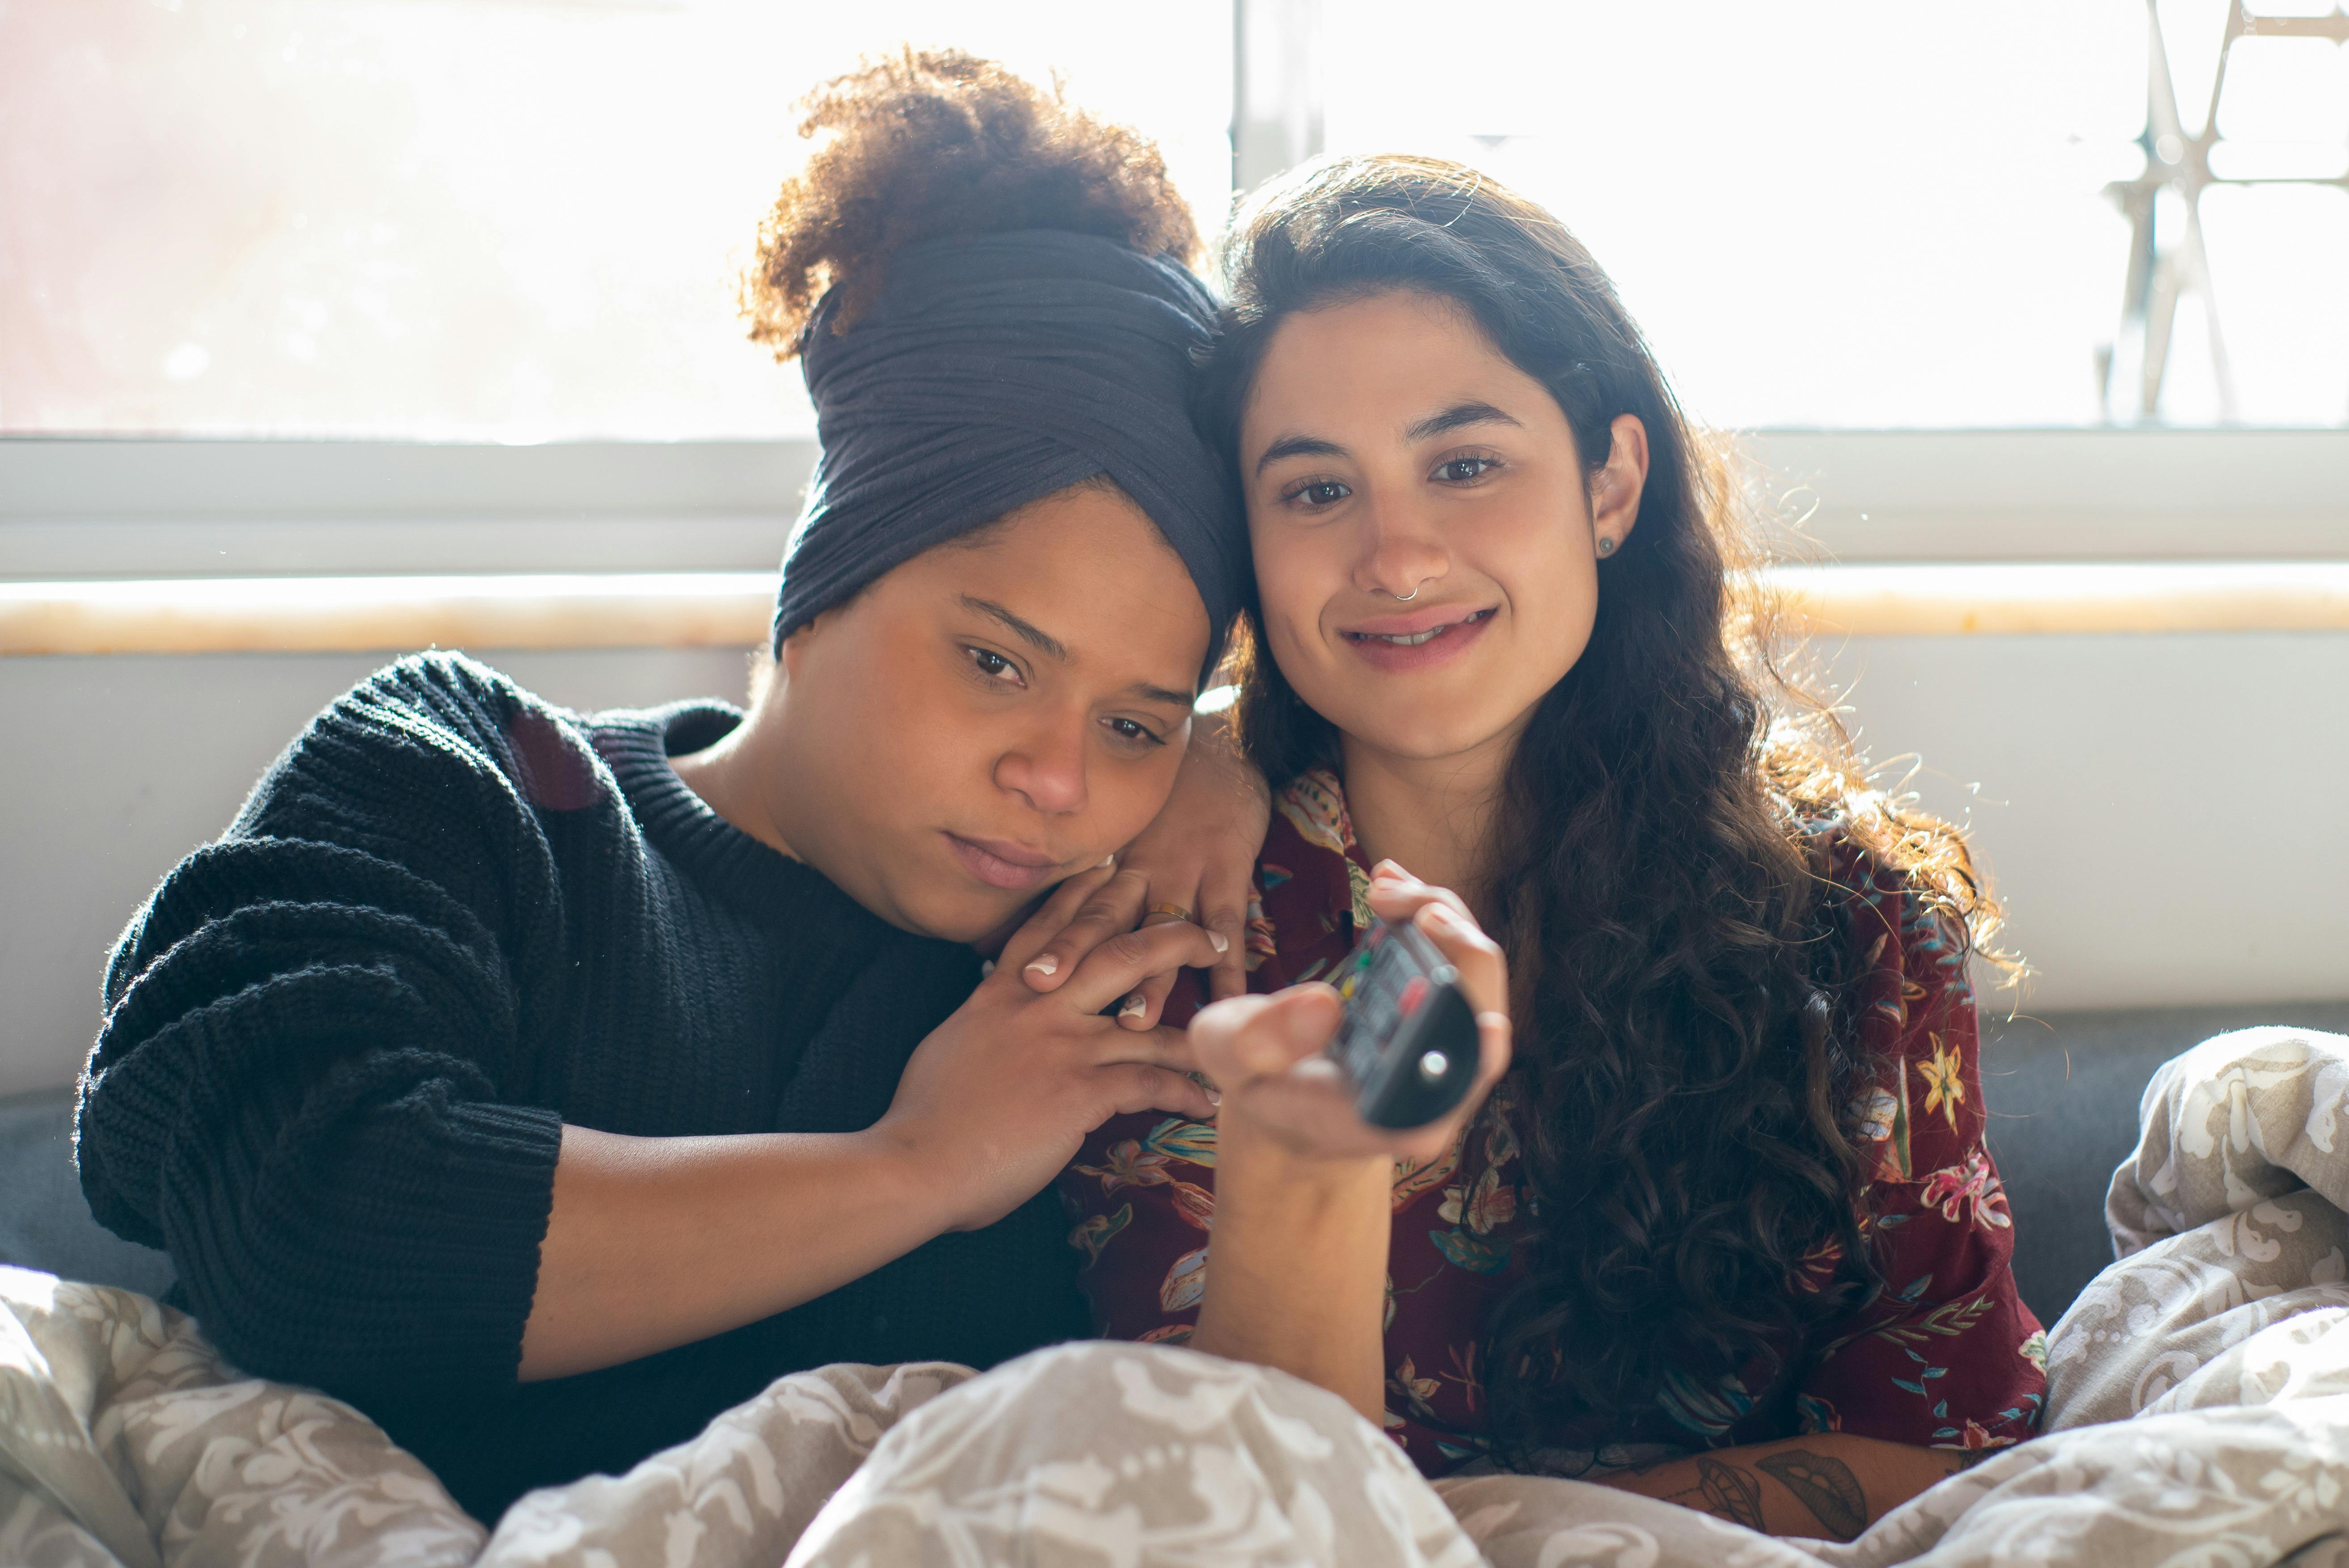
{"left": 74, "top": 54, "right": 1266, "bottom": 1524}
{"left": 1058, "top": 157, "right": 2047, "bottom": 1542}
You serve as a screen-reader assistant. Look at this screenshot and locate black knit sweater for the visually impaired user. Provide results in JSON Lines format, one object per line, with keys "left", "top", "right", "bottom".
{"left": 75, "top": 652, "right": 1087, "bottom": 1522}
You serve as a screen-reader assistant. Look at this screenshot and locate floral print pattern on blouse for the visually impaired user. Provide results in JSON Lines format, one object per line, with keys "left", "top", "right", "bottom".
{"left": 1056, "top": 768, "right": 2046, "bottom": 1478}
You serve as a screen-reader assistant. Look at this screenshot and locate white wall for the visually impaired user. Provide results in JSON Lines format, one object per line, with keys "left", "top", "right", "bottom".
{"left": 1816, "top": 632, "right": 2349, "bottom": 1014}
{"left": 0, "top": 647, "right": 751, "bottom": 1099}
{"left": 4, "top": 433, "right": 2344, "bottom": 1096}
{"left": 2, "top": 441, "right": 803, "bottom": 1097}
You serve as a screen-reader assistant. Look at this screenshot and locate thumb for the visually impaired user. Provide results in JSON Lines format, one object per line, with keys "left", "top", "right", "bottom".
{"left": 1193, "top": 984, "right": 1341, "bottom": 1086}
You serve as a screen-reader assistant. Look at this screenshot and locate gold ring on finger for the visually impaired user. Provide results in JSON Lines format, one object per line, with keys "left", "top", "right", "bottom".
{"left": 1146, "top": 902, "right": 1194, "bottom": 923}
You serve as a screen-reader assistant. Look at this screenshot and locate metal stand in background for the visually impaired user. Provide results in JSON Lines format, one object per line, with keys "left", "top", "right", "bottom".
{"left": 1231, "top": 0, "right": 1324, "bottom": 199}
{"left": 2102, "top": 0, "right": 2349, "bottom": 423}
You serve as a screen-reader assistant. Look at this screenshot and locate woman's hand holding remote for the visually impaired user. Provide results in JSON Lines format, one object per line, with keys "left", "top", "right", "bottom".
{"left": 1189, "top": 862, "right": 1512, "bottom": 1423}
{"left": 1191, "top": 861, "right": 1512, "bottom": 1165}
{"left": 877, "top": 861, "right": 1225, "bottom": 1234}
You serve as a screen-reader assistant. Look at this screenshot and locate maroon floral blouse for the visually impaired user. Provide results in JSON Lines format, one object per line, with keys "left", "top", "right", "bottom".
{"left": 1058, "top": 768, "right": 2048, "bottom": 1478}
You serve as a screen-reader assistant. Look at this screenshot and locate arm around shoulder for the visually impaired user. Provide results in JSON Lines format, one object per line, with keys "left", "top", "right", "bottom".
{"left": 77, "top": 828, "right": 570, "bottom": 1396}
{"left": 77, "top": 661, "right": 589, "bottom": 1396}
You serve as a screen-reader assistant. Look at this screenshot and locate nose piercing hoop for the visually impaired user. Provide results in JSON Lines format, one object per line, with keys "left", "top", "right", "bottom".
{"left": 1388, "top": 585, "right": 1420, "bottom": 601}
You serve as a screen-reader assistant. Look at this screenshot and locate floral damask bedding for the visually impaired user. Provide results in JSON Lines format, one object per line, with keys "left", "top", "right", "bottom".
{"left": 5, "top": 1026, "right": 2347, "bottom": 1568}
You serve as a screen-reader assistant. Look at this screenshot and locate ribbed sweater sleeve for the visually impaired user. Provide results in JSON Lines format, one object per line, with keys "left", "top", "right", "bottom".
{"left": 76, "top": 653, "right": 1089, "bottom": 1517}
{"left": 77, "top": 656, "right": 570, "bottom": 1397}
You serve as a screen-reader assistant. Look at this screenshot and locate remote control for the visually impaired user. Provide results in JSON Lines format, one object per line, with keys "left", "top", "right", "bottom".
{"left": 1325, "top": 918, "right": 1481, "bottom": 1130}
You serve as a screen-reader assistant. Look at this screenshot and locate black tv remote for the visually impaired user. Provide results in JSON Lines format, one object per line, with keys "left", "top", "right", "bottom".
{"left": 1325, "top": 918, "right": 1481, "bottom": 1130}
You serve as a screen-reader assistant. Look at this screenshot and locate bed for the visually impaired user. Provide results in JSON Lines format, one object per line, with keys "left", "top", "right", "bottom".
{"left": 5, "top": 1015, "right": 2347, "bottom": 1566}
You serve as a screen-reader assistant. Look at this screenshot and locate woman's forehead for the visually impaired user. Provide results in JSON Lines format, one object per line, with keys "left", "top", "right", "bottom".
{"left": 894, "top": 489, "right": 1208, "bottom": 692}
{"left": 1246, "top": 295, "right": 1534, "bottom": 442}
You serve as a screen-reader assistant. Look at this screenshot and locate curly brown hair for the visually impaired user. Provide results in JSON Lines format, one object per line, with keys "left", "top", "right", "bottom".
{"left": 1201, "top": 155, "right": 2012, "bottom": 1467}
{"left": 743, "top": 49, "right": 1202, "bottom": 354}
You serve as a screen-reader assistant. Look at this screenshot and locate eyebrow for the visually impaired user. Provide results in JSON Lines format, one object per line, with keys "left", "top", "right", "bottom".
{"left": 960, "top": 595, "right": 1193, "bottom": 710}
{"left": 1129, "top": 681, "right": 1196, "bottom": 709}
{"left": 1405, "top": 400, "right": 1522, "bottom": 442}
{"left": 961, "top": 596, "right": 1067, "bottom": 662}
{"left": 1253, "top": 433, "right": 1345, "bottom": 476}
{"left": 1253, "top": 400, "right": 1523, "bottom": 477}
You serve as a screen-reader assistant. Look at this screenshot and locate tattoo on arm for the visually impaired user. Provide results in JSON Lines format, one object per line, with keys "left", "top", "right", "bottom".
{"left": 1756, "top": 1449, "right": 1869, "bottom": 1541}
{"left": 1668, "top": 1457, "right": 1766, "bottom": 1531}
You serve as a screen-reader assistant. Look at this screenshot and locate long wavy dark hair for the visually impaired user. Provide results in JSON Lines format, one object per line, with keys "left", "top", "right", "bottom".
{"left": 1198, "top": 156, "right": 2006, "bottom": 1465}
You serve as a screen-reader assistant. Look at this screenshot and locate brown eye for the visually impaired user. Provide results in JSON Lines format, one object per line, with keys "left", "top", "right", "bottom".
{"left": 1103, "top": 717, "right": 1165, "bottom": 748}
{"left": 1435, "top": 456, "right": 1497, "bottom": 483}
{"left": 1288, "top": 479, "right": 1350, "bottom": 508}
{"left": 966, "top": 647, "right": 1022, "bottom": 684}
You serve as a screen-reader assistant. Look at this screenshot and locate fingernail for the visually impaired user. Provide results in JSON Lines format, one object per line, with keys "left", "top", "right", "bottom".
{"left": 1099, "top": 854, "right": 1116, "bottom": 868}
{"left": 1203, "top": 1083, "right": 1223, "bottom": 1107}
{"left": 1025, "top": 955, "right": 1057, "bottom": 978}
{"left": 1208, "top": 930, "right": 1230, "bottom": 954}
{"left": 1374, "top": 859, "right": 1406, "bottom": 879}
{"left": 1120, "top": 993, "right": 1146, "bottom": 1019}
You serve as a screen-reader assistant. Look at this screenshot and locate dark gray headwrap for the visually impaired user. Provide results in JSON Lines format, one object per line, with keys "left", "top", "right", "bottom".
{"left": 772, "top": 230, "right": 1245, "bottom": 676}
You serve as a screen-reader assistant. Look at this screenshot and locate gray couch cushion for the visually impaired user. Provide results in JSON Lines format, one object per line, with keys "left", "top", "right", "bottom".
{"left": 0, "top": 1086, "right": 175, "bottom": 1298}
{"left": 1982, "top": 999, "right": 2349, "bottom": 1327}
{"left": 4, "top": 1000, "right": 2344, "bottom": 1332}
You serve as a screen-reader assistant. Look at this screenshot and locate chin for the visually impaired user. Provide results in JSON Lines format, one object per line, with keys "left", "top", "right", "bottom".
{"left": 894, "top": 890, "right": 1014, "bottom": 947}
{"left": 1333, "top": 701, "right": 1526, "bottom": 763}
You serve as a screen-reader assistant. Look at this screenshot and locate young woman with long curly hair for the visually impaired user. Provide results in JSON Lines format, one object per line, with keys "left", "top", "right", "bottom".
{"left": 1060, "top": 155, "right": 2045, "bottom": 1541}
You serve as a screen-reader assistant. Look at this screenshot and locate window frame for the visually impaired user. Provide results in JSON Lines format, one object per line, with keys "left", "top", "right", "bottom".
{"left": 2, "top": 0, "right": 2342, "bottom": 582}
{"left": 4, "top": 430, "right": 2343, "bottom": 586}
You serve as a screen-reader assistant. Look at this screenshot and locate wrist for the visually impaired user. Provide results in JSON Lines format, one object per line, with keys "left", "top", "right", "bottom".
{"left": 1213, "top": 1121, "right": 1391, "bottom": 1236}
{"left": 847, "top": 1122, "right": 966, "bottom": 1236}
{"left": 1181, "top": 709, "right": 1266, "bottom": 805}
{"left": 1217, "top": 1113, "right": 1388, "bottom": 1193}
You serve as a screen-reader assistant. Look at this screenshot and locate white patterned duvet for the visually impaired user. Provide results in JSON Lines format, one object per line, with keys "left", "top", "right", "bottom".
{"left": 6, "top": 1027, "right": 2348, "bottom": 1568}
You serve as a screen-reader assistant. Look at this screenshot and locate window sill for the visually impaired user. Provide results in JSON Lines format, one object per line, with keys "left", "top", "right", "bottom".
{"left": 5, "top": 562, "right": 2345, "bottom": 658}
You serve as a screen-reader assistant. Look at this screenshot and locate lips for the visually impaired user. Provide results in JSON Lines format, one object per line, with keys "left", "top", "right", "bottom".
{"left": 942, "top": 831, "right": 1067, "bottom": 892}
{"left": 1338, "top": 605, "right": 1498, "bottom": 672}
{"left": 1341, "top": 603, "right": 1496, "bottom": 640}
{"left": 1347, "top": 609, "right": 1495, "bottom": 647}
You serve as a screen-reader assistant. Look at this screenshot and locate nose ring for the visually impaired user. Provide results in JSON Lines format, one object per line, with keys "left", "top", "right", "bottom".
{"left": 1388, "top": 585, "right": 1420, "bottom": 602}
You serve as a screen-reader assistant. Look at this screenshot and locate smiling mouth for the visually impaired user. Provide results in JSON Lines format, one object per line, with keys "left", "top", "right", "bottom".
{"left": 1344, "top": 608, "right": 1497, "bottom": 647}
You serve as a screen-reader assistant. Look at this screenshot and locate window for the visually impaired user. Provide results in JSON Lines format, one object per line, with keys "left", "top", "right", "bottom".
{"left": 6, "top": 0, "right": 2341, "bottom": 438}
{"left": 0, "top": 0, "right": 1234, "bottom": 440}
{"left": 1310, "top": 0, "right": 2349, "bottom": 428}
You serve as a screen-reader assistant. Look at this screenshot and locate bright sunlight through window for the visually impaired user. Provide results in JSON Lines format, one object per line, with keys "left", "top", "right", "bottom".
{"left": 4, "top": 0, "right": 2341, "bottom": 438}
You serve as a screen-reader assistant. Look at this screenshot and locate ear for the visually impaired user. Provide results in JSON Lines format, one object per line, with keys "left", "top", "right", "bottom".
{"left": 1590, "top": 414, "right": 1650, "bottom": 557}
{"left": 774, "top": 611, "right": 825, "bottom": 682}
{"left": 761, "top": 615, "right": 823, "bottom": 713}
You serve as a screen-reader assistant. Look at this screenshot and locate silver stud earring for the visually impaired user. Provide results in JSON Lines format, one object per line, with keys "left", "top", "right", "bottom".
{"left": 1596, "top": 537, "right": 1616, "bottom": 558}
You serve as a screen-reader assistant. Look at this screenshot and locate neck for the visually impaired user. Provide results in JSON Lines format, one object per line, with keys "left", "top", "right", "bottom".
{"left": 1337, "top": 719, "right": 1522, "bottom": 917}
{"left": 670, "top": 690, "right": 798, "bottom": 861}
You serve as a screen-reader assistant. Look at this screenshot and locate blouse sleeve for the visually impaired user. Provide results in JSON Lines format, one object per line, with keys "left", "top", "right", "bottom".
{"left": 1791, "top": 877, "right": 2048, "bottom": 1453}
